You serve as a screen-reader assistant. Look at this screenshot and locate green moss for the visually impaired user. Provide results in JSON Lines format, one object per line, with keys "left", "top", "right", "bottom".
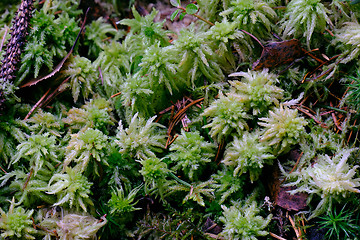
{"left": 47, "top": 167, "right": 94, "bottom": 212}
{"left": 64, "top": 128, "right": 109, "bottom": 175}
{"left": 229, "top": 69, "right": 283, "bottom": 116}
{"left": 259, "top": 104, "right": 307, "bottom": 154}
{"left": 219, "top": 194, "right": 272, "bottom": 240}
{"left": 202, "top": 91, "right": 250, "bottom": 141}
{"left": 0, "top": 198, "right": 37, "bottom": 239}
{"left": 220, "top": 0, "right": 277, "bottom": 39}
{"left": 280, "top": 0, "right": 332, "bottom": 49}
{"left": 114, "top": 113, "right": 166, "bottom": 160}
{"left": 282, "top": 148, "right": 360, "bottom": 219}
{"left": 12, "top": 133, "right": 59, "bottom": 176}
{"left": 223, "top": 131, "right": 275, "bottom": 182}
{"left": 2, "top": 0, "right": 360, "bottom": 238}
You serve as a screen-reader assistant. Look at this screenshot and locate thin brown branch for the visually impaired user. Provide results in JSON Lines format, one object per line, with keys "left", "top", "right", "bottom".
{"left": 280, "top": 152, "right": 303, "bottom": 185}
{"left": 295, "top": 106, "right": 327, "bottom": 128}
{"left": 167, "top": 97, "right": 204, "bottom": 136}
{"left": 269, "top": 232, "right": 287, "bottom": 240}
{"left": 24, "top": 89, "right": 51, "bottom": 120}
{"left": 288, "top": 213, "right": 302, "bottom": 240}
{"left": 0, "top": 165, "right": 7, "bottom": 174}
{"left": 177, "top": 6, "right": 214, "bottom": 26}
{"left": 330, "top": 102, "right": 342, "bottom": 131}
{"left": 215, "top": 139, "right": 225, "bottom": 165}
{"left": 23, "top": 168, "right": 33, "bottom": 190}
{"left": 111, "top": 92, "right": 122, "bottom": 98}
{"left": 165, "top": 97, "right": 204, "bottom": 148}
{"left": 302, "top": 54, "right": 340, "bottom": 83}
{"left": 41, "top": 77, "right": 70, "bottom": 108}
{"left": 165, "top": 134, "right": 178, "bottom": 149}
{"left": 347, "top": 119, "right": 357, "bottom": 144}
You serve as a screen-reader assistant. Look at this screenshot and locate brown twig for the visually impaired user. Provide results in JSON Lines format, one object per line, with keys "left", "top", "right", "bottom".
{"left": 288, "top": 213, "right": 302, "bottom": 240}
{"left": 320, "top": 110, "right": 334, "bottom": 116}
{"left": 166, "top": 97, "right": 204, "bottom": 147}
{"left": 165, "top": 134, "right": 178, "bottom": 149}
{"left": 297, "top": 104, "right": 316, "bottom": 115}
{"left": 24, "top": 89, "right": 51, "bottom": 120}
{"left": 328, "top": 91, "right": 341, "bottom": 101}
{"left": 23, "top": 168, "right": 33, "bottom": 190}
{"left": 280, "top": 152, "right": 303, "bottom": 185}
{"left": 288, "top": 152, "right": 303, "bottom": 175}
{"left": 295, "top": 106, "right": 327, "bottom": 128}
{"left": 240, "top": 29, "right": 264, "bottom": 48}
{"left": 269, "top": 232, "right": 287, "bottom": 240}
{"left": 0, "top": 165, "right": 7, "bottom": 174}
{"left": 215, "top": 139, "right": 225, "bottom": 165}
{"left": 302, "top": 54, "right": 340, "bottom": 83}
{"left": 300, "top": 215, "right": 306, "bottom": 234}
{"left": 177, "top": 6, "right": 214, "bottom": 26}
{"left": 41, "top": 77, "right": 70, "bottom": 108}
{"left": 303, "top": 49, "right": 325, "bottom": 65}
{"left": 330, "top": 102, "right": 342, "bottom": 131}
{"left": 111, "top": 92, "right": 122, "bottom": 98}
{"left": 325, "top": 28, "right": 335, "bottom": 37}
{"left": 347, "top": 119, "right": 357, "bottom": 144}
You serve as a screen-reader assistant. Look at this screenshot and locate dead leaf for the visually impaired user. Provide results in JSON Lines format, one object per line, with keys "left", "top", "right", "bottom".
{"left": 240, "top": 30, "right": 325, "bottom": 71}
{"left": 202, "top": 217, "right": 222, "bottom": 235}
{"left": 276, "top": 186, "right": 308, "bottom": 211}
{"left": 264, "top": 150, "right": 308, "bottom": 212}
{"left": 252, "top": 39, "right": 304, "bottom": 70}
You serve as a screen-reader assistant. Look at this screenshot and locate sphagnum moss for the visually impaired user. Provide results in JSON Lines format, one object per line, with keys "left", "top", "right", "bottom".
{"left": 1, "top": 0, "right": 360, "bottom": 239}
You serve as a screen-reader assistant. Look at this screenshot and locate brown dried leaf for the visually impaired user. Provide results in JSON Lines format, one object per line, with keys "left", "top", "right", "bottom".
{"left": 275, "top": 186, "right": 308, "bottom": 211}
{"left": 252, "top": 40, "right": 304, "bottom": 70}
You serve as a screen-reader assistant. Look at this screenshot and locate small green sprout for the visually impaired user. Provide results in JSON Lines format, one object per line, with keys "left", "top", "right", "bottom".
{"left": 11, "top": 133, "right": 59, "bottom": 176}
{"left": 63, "top": 128, "right": 109, "bottom": 175}
{"left": 139, "top": 157, "right": 171, "bottom": 200}
{"left": 229, "top": 69, "right": 283, "bottom": 116}
{"left": 169, "top": 178, "right": 215, "bottom": 206}
{"left": 318, "top": 205, "right": 360, "bottom": 239}
{"left": 170, "top": 0, "right": 214, "bottom": 26}
{"left": 108, "top": 185, "right": 141, "bottom": 215}
{"left": 220, "top": 0, "right": 277, "bottom": 39}
{"left": 212, "top": 168, "right": 246, "bottom": 204}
